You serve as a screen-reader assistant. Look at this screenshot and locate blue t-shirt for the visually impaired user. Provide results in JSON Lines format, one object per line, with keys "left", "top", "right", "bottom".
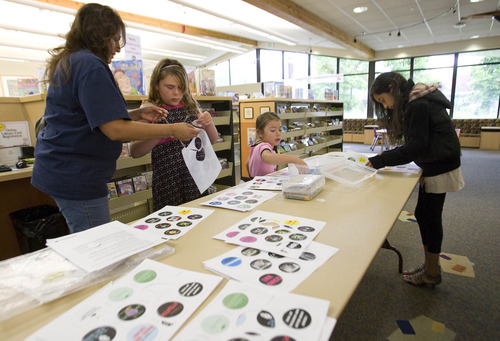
{"left": 32, "top": 50, "right": 130, "bottom": 200}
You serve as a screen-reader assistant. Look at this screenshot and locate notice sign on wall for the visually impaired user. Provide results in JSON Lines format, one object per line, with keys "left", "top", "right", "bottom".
{"left": 0, "top": 121, "right": 31, "bottom": 148}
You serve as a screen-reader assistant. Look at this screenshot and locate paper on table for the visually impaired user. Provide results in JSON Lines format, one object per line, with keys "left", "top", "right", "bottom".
{"left": 46, "top": 221, "right": 165, "bottom": 273}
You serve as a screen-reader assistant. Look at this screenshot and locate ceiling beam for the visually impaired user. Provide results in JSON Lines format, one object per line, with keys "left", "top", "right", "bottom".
{"left": 242, "top": 0, "right": 375, "bottom": 59}
{"left": 32, "top": 0, "right": 257, "bottom": 46}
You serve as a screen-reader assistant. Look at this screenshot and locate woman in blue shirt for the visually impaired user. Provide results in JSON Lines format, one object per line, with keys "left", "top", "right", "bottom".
{"left": 32, "top": 3, "right": 200, "bottom": 233}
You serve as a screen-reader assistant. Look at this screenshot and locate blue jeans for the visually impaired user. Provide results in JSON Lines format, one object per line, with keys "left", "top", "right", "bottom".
{"left": 54, "top": 196, "right": 110, "bottom": 233}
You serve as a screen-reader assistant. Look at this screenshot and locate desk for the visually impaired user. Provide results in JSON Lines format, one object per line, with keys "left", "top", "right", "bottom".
{"left": 0, "top": 168, "right": 420, "bottom": 340}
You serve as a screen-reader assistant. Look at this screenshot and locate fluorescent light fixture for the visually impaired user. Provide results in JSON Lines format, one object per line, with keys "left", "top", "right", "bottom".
{"left": 470, "top": 35, "right": 480, "bottom": 39}
{"left": 469, "top": 0, "right": 486, "bottom": 3}
{"left": 232, "top": 24, "right": 296, "bottom": 46}
{"left": 176, "top": 37, "right": 246, "bottom": 54}
{"left": 353, "top": 7, "right": 368, "bottom": 13}
{"left": 142, "top": 48, "right": 205, "bottom": 61}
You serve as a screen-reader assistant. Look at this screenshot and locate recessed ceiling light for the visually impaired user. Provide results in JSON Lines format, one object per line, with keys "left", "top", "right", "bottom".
{"left": 469, "top": 0, "right": 486, "bottom": 3}
{"left": 353, "top": 7, "right": 368, "bottom": 13}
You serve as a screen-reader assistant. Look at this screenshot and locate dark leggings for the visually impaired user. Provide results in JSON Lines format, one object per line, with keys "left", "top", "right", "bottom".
{"left": 414, "top": 185, "right": 446, "bottom": 254}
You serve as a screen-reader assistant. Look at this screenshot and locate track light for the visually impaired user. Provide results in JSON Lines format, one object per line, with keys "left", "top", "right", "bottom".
{"left": 397, "top": 30, "right": 401, "bottom": 37}
{"left": 389, "top": 31, "right": 392, "bottom": 36}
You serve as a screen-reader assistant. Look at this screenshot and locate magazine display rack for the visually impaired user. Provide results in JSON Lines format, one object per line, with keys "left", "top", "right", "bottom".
{"left": 239, "top": 98, "right": 343, "bottom": 178}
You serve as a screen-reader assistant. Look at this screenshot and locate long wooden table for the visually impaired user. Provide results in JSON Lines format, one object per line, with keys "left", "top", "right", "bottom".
{"left": 0, "top": 167, "right": 420, "bottom": 340}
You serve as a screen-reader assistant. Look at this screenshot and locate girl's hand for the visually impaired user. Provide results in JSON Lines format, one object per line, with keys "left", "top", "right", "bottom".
{"left": 196, "top": 111, "right": 213, "bottom": 127}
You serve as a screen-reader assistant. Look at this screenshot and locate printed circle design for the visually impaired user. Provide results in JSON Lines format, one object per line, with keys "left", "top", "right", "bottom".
{"left": 217, "top": 196, "right": 230, "bottom": 201}
{"left": 226, "top": 231, "right": 240, "bottom": 238}
{"left": 270, "top": 336, "right": 296, "bottom": 341}
{"left": 299, "top": 252, "right": 316, "bottom": 261}
{"left": 251, "top": 217, "right": 265, "bottom": 223}
{"left": 268, "top": 252, "right": 284, "bottom": 258}
{"left": 234, "top": 196, "right": 248, "bottom": 200}
{"left": 166, "top": 216, "right": 182, "bottom": 222}
{"left": 250, "top": 259, "right": 272, "bottom": 270}
{"left": 279, "top": 262, "right": 301, "bottom": 273}
{"left": 179, "top": 282, "right": 203, "bottom": 297}
{"left": 250, "top": 227, "right": 268, "bottom": 235}
{"left": 117, "top": 304, "right": 146, "bottom": 321}
{"left": 240, "top": 236, "right": 257, "bottom": 243}
{"left": 126, "top": 324, "right": 158, "bottom": 341}
{"left": 133, "top": 225, "right": 149, "bottom": 230}
{"left": 154, "top": 223, "right": 171, "bottom": 229}
{"left": 284, "top": 219, "right": 300, "bottom": 225}
{"left": 145, "top": 218, "right": 161, "bottom": 223}
{"left": 158, "top": 211, "right": 173, "bottom": 216}
{"left": 227, "top": 200, "right": 241, "bottom": 205}
{"left": 242, "top": 191, "right": 254, "bottom": 195}
{"left": 286, "top": 242, "right": 302, "bottom": 249}
{"left": 261, "top": 221, "right": 280, "bottom": 228}
{"left": 298, "top": 226, "right": 315, "bottom": 232}
{"left": 238, "top": 204, "right": 252, "bottom": 210}
{"left": 245, "top": 199, "right": 258, "bottom": 204}
{"left": 82, "top": 326, "right": 116, "bottom": 341}
{"left": 108, "top": 287, "right": 133, "bottom": 302}
{"left": 275, "top": 229, "right": 290, "bottom": 234}
{"left": 241, "top": 247, "right": 260, "bottom": 256}
{"left": 157, "top": 301, "right": 184, "bottom": 318}
{"left": 178, "top": 209, "right": 191, "bottom": 215}
{"left": 209, "top": 201, "right": 222, "bottom": 205}
{"left": 164, "top": 229, "right": 181, "bottom": 235}
{"left": 259, "top": 274, "right": 283, "bottom": 286}
{"left": 176, "top": 221, "right": 192, "bottom": 227}
{"left": 289, "top": 233, "right": 307, "bottom": 241}
{"left": 133, "top": 270, "right": 157, "bottom": 283}
{"left": 265, "top": 235, "right": 283, "bottom": 243}
{"left": 257, "top": 310, "right": 275, "bottom": 328}
{"left": 221, "top": 256, "right": 242, "bottom": 267}
{"left": 282, "top": 308, "right": 312, "bottom": 329}
{"left": 223, "top": 293, "right": 249, "bottom": 309}
{"left": 187, "top": 214, "right": 203, "bottom": 220}
{"left": 201, "top": 315, "right": 230, "bottom": 334}
{"left": 238, "top": 223, "right": 251, "bottom": 230}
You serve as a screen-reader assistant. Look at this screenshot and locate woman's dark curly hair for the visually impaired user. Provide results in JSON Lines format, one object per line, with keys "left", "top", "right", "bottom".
{"left": 44, "top": 3, "right": 126, "bottom": 86}
{"left": 370, "top": 72, "right": 412, "bottom": 143}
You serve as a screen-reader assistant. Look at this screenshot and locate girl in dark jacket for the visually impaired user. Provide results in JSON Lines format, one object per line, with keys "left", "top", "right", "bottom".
{"left": 367, "top": 72, "right": 464, "bottom": 286}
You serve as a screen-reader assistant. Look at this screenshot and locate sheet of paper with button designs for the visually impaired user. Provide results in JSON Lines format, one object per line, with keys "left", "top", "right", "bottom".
{"left": 173, "top": 279, "right": 330, "bottom": 341}
{"left": 129, "top": 205, "right": 214, "bottom": 240}
{"left": 200, "top": 188, "right": 278, "bottom": 212}
{"left": 26, "top": 259, "right": 222, "bottom": 341}
{"left": 244, "top": 176, "right": 288, "bottom": 191}
{"left": 212, "top": 210, "right": 326, "bottom": 259}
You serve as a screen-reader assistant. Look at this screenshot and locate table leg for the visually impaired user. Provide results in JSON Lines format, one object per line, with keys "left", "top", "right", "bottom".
{"left": 382, "top": 238, "right": 403, "bottom": 273}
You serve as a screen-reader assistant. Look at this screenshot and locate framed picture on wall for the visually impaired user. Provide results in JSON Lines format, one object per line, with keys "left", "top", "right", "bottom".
{"left": 244, "top": 107, "right": 253, "bottom": 119}
{"left": 260, "top": 106, "right": 270, "bottom": 114}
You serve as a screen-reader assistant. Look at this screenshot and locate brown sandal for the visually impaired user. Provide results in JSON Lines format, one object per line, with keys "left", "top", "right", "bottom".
{"left": 403, "top": 270, "right": 442, "bottom": 287}
{"left": 402, "top": 264, "right": 425, "bottom": 276}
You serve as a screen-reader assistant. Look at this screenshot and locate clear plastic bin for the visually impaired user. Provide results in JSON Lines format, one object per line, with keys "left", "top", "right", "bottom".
{"left": 282, "top": 174, "right": 325, "bottom": 200}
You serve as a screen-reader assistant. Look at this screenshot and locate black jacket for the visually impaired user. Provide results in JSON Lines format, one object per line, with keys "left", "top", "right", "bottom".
{"left": 368, "top": 86, "right": 461, "bottom": 177}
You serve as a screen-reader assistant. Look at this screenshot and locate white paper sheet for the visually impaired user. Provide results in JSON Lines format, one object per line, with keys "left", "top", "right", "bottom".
{"left": 201, "top": 188, "right": 277, "bottom": 212}
{"left": 204, "top": 241, "right": 338, "bottom": 292}
{"left": 26, "top": 259, "right": 223, "bottom": 341}
{"left": 129, "top": 205, "right": 214, "bottom": 240}
{"left": 244, "top": 175, "right": 288, "bottom": 191}
{"left": 213, "top": 210, "right": 326, "bottom": 258}
{"left": 173, "top": 279, "right": 330, "bottom": 340}
{"left": 46, "top": 221, "right": 165, "bottom": 273}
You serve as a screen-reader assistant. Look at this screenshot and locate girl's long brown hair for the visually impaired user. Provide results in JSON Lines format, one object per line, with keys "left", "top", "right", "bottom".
{"left": 147, "top": 58, "right": 199, "bottom": 113}
{"left": 44, "top": 3, "right": 126, "bottom": 87}
{"left": 370, "top": 72, "right": 412, "bottom": 143}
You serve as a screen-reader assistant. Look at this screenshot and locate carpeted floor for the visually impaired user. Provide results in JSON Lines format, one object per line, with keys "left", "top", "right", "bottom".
{"left": 329, "top": 143, "right": 500, "bottom": 340}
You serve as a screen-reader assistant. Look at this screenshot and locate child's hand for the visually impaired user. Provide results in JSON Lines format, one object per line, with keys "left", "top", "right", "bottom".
{"left": 196, "top": 111, "right": 213, "bottom": 127}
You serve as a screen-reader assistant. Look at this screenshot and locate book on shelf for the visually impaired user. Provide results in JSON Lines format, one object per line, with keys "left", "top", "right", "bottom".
{"left": 107, "top": 182, "right": 118, "bottom": 199}
{"left": 115, "top": 178, "right": 135, "bottom": 196}
{"left": 111, "top": 59, "right": 145, "bottom": 95}
{"left": 132, "top": 175, "right": 148, "bottom": 192}
{"left": 199, "top": 69, "right": 216, "bottom": 96}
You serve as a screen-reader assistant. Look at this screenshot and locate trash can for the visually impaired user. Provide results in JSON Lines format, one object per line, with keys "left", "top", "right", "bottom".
{"left": 10, "top": 205, "right": 69, "bottom": 254}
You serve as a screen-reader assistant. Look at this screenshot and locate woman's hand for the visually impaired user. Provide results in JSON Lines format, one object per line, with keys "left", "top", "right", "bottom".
{"left": 171, "top": 122, "right": 200, "bottom": 141}
{"left": 138, "top": 105, "right": 168, "bottom": 123}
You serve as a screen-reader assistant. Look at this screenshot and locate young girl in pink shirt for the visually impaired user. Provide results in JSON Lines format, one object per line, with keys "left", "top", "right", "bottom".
{"left": 246, "top": 111, "right": 307, "bottom": 177}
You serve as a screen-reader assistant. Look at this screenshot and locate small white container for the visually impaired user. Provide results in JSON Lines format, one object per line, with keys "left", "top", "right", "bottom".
{"left": 282, "top": 174, "right": 325, "bottom": 201}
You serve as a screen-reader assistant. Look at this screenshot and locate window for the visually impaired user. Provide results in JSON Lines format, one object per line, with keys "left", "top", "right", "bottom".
{"left": 210, "top": 60, "right": 229, "bottom": 87}
{"left": 339, "top": 59, "right": 369, "bottom": 119}
{"left": 413, "top": 54, "right": 454, "bottom": 101}
{"left": 283, "top": 52, "right": 308, "bottom": 79}
{"left": 454, "top": 50, "right": 500, "bottom": 118}
{"left": 230, "top": 50, "right": 257, "bottom": 85}
{"left": 310, "top": 55, "right": 337, "bottom": 100}
{"left": 260, "top": 49, "right": 283, "bottom": 82}
{"left": 375, "top": 58, "right": 411, "bottom": 73}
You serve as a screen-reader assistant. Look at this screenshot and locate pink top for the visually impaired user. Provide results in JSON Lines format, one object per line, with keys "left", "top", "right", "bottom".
{"left": 247, "top": 142, "right": 276, "bottom": 177}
